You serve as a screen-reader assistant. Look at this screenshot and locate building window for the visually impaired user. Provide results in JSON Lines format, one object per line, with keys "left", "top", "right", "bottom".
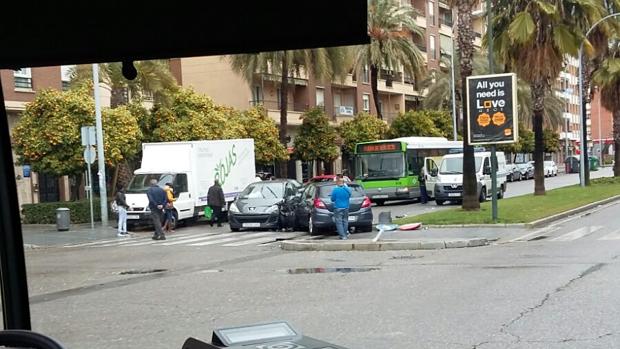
{"left": 362, "top": 65, "right": 370, "bottom": 83}
{"left": 428, "top": 1, "right": 435, "bottom": 26}
{"left": 14, "top": 68, "right": 32, "bottom": 89}
{"left": 252, "top": 86, "right": 263, "bottom": 105}
{"left": 61, "top": 65, "right": 74, "bottom": 91}
{"left": 316, "top": 87, "right": 325, "bottom": 107}
{"left": 429, "top": 35, "right": 437, "bottom": 59}
{"left": 363, "top": 94, "right": 370, "bottom": 112}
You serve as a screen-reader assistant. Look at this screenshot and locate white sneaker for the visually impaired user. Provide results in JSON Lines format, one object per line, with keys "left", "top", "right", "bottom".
{"left": 117, "top": 233, "right": 127, "bottom": 237}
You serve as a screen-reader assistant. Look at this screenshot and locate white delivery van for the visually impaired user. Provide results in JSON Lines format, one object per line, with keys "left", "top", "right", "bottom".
{"left": 124, "top": 139, "right": 256, "bottom": 226}
{"left": 425, "top": 151, "right": 508, "bottom": 205}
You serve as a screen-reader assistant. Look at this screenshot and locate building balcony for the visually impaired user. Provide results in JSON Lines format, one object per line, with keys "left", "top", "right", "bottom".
{"left": 250, "top": 100, "right": 308, "bottom": 126}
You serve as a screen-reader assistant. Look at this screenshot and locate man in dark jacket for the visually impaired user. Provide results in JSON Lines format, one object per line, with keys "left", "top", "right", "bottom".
{"left": 146, "top": 179, "right": 167, "bottom": 240}
{"left": 207, "top": 180, "right": 226, "bottom": 227}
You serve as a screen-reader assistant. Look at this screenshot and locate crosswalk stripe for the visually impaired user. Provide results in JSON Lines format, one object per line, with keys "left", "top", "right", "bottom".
{"left": 96, "top": 234, "right": 193, "bottom": 247}
{"left": 221, "top": 236, "right": 278, "bottom": 247}
{"left": 121, "top": 233, "right": 219, "bottom": 246}
{"left": 508, "top": 227, "right": 559, "bottom": 242}
{"left": 190, "top": 233, "right": 274, "bottom": 246}
{"left": 551, "top": 226, "right": 603, "bottom": 242}
{"left": 65, "top": 238, "right": 125, "bottom": 247}
{"left": 598, "top": 229, "right": 620, "bottom": 240}
{"left": 159, "top": 233, "right": 229, "bottom": 246}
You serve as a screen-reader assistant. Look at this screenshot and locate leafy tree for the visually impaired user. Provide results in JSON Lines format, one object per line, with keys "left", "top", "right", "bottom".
{"left": 492, "top": 0, "right": 607, "bottom": 193}
{"left": 229, "top": 48, "right": 350, "bottom": 177}
{"left": 498, "top": 123, "right": 534, "bottom": 161}
{"left": 543, "top": 129, "right": 561, "bottom": 154}
{"left": 337, "top": 112, "right": 388, "bottom": 154}
{"left": 294, "top": 108, "right": 339, "bottom": 164}
{"left": 238, "top": 106, "right": 289, "bottom": 164}
{"left": 425, "top": 110, "right": 454, "bottom": 139}
{"left": 12, "top": 88, "right": 142, "bottom": 177}
{"left": 354, "top": 0, "right": 425, "bottom": 120}
{"left": 387, "top": 110, "right": 443, "bottom": 139}
{"left": 150, "top": 88, "right": 245, "bottom": 142}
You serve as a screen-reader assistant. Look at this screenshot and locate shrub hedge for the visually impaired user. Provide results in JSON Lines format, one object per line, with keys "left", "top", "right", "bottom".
{"left": 22, "top": 199, "right": 102, "bottom": 224}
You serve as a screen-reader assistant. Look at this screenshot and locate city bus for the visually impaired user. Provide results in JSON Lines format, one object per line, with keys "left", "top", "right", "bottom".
{"left": 354, "top": 137, "right": 462, "bottom": 205}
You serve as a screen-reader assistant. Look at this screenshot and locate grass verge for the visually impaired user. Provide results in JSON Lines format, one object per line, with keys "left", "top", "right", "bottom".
{"left": 395, "top": 177, "right": 620, "bottom": 225}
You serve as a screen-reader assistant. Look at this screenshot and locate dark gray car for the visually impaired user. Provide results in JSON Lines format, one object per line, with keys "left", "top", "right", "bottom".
{"left": 294, "top": 182, "right": 373, "bottom": 235}
{"left": 228, "top": 180, "right": 301, "bottom": 231}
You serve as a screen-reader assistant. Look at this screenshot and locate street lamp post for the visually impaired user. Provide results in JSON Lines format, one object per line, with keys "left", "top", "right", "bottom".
{"left": 92, "top": 64, "right": 108, "bottom": 224}
{"left": 578, "top": 12, "right": 620, "bottom": 187}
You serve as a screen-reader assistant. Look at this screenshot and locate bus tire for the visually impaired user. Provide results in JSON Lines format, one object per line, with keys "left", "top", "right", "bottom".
{"left": 374, "top": 200, "right": 385, "bottom": 206}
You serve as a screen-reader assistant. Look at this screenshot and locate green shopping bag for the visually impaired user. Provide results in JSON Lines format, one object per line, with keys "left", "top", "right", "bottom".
{"left": 204, "top": 206, "right": 213, "bottom": 220}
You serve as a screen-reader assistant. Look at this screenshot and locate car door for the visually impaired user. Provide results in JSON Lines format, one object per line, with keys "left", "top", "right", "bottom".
{"left": 424, "top": 157, "right": 440, "bottom": 198}
{"left": 294, "top": 185, "right": 315, "bottom": 228}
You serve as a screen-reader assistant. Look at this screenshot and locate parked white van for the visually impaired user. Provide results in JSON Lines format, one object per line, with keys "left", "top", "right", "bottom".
{"left": 425, "top": 151, "right": 508, "bottom": 205}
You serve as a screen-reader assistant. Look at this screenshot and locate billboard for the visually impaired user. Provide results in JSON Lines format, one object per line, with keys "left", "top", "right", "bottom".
{"left": 466, "top": 73, "right": 518, "bottom": 145}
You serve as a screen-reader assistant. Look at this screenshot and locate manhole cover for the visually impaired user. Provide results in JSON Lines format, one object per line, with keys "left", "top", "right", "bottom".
{"left": 119, "top": 269, "right": 167, "bottom": 275}
{"left": 287, "top": 267, "right": 379, "bottom": 274}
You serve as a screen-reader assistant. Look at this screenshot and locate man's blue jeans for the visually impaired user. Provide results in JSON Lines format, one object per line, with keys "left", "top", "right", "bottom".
{"left": 333, "top": 208, "right": 349, "bottom": 239}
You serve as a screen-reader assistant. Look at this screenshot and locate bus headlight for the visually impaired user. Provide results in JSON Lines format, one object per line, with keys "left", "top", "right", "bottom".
{"left": 396, "top": 187, "right": 410, "bottom": 194}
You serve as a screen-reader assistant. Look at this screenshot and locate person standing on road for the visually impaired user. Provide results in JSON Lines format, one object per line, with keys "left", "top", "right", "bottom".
{"left": 115, "top": 184, "right": 130, "bottom": 237}
{"left": 163, "top": 183, "right": 176, "bottom": 234}
{"left": 331, "top": 178, "right": 352, "bottom": 240}
{"left": 147, "top": 178, "right": 167, "bottom": 240}
{"left": 419, "top": 167, "right": 429, "bottom": 204}
{"left": 207, "top": 179, "right": 226, "bottom": 227}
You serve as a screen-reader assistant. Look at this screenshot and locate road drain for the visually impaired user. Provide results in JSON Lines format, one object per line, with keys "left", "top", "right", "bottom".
{"left": 287, "top": 267, "right": 379, "bottom": 274}
{"left": 119, "top": 269, "right": 167, "bottom": 275}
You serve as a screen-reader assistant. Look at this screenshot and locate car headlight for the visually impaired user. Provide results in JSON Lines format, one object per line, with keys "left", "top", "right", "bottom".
{"left": 396, "top": 187, "right": 410, "bottom": 193}
{"left": 229, "top": 203, "right": 240, "bottom": 213}
{"left": 265, "top": 204, "right": 279, "bottom": 213}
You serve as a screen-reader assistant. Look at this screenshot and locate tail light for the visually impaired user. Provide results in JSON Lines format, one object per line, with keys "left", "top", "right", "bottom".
{"left": 361, "top": 196, "right": 372, "bottom": 208}
{"left": 313, "top": 198, "right": 327, "bottom": 209}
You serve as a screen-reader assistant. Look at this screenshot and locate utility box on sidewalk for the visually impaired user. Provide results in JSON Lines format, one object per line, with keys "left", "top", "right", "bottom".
{"left": 56, "top": 208, "right": 70, "bottom": 231}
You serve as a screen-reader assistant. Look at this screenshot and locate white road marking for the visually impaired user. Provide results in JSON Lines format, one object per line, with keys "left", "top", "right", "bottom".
{"left": 551, "top": 226, "right": 603, "bottom": 242}
{"left": 508, "top": 227, "right": 559, "bottom": 242}
{"left": 598, "top": 229, "right": 620, "bottom": 241}
{"left": 190, "top": 233, "right": 274, "bottom": 246}
{"left": 222, "top": 236, "right": 278, "bottom": 246}
{"left": 159, "top": 233, "right": 232, "bottom": 246}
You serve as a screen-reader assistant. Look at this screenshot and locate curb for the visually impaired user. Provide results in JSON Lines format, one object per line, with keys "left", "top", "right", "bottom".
{"left": 524, "top": 195, "right": 620, "bottom": 228}
{"left": 280, "top": 238, "right": 488, "bottom": 252}
{"left": 424, "top": 224, "right": 526, "bottom": 228}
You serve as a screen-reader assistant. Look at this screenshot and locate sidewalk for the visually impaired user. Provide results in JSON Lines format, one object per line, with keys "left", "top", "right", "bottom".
{"left": 22, "top": 223, "right": 128, "bottom": 248}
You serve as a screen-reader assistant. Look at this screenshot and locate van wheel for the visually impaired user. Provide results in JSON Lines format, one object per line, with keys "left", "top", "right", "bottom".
{"left": 479, "top": 187, "right": 487, "bottom": 202}
{"left": 498, "top": 185, "right": 505, "bottom": 199}
{"left": 436, "top": 200, "right": 444, "bottom": 206}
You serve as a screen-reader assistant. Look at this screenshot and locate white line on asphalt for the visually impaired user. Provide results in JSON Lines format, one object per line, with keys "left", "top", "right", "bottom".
{"left": 189, "top": 233, "right": 274, "bottom": 246}
{"left": 65, "top": 238, "right": 127, "bottom": 247}
{"left": 597, "top": 229, "right": 620, "bottom": 240}
{"left": 221, "top": 236, "right": 278, "bottom": 247}
{"left": 508, "top": 227, "right": 559, "bottom": 242}
{"left": 551, "top": 226, "right": 604, "bottom": 242}
{"left": 158, "top": 233, "right": 236, "bottom": 246}
{"left": 95, "top": 233, "right": 193, "bottom": 247}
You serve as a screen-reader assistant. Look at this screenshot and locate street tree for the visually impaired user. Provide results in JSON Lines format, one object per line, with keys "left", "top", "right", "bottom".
{"left": 492, "top": 0, "right": 607, "bottom": 193}
{"left": 354, "top": 0, "right": 425, "bottom": 120}
{"left": 238, "top": 106, "right": 289, "bottom": 165}
{"left": 498, "top": 123, "right": 534, "bottom": 162}
{"left": 229, "top": 48, "right": 350, "bottom": 177}
{"left": 12, "top": 88, "right": 142, "bottom": 178}
{"left": 150, "top": 88, "right": 244, "bottom": 142}
{"left": 593, "top": 42, "right": 620, "bottom": 176}
{"left": 543, "top": 129, "right": 561, "bottom": 154}
{"left": 69, "top": 60, "right": 178, "bottom": 107}
{"left": 337, "top": 112, "right": 388, "bottom": 155}
{"left": 387, "top": 110, "right": 444, "bottom": 139}
{"left": 449, "top": 0, "right": 479, "bottom": 210}
{"left": 293, "top": 108, "right": 339, "bottom": 171}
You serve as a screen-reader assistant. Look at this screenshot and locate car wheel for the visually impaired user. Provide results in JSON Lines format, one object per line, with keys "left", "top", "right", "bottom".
{"left": 479, "top": 187, "right": 487, "bottom": 202}
{"left": 308, "top": 216, "right": 318, "bottom": 236}
{"left": 230, "top": 227, "right": 240, "bottom": 232}
{"left": 360, "top": 224, "right": 373, "bottom": 233}
{"left": 436, "top": 200, "right": 444, "bottom": 206}
{"left": 374, "top": 200, "right": 386, "bottom": 206}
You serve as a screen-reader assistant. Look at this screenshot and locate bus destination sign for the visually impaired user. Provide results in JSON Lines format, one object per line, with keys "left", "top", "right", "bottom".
{"left": 357, "top": 142, "right": 401, "bottom": 153}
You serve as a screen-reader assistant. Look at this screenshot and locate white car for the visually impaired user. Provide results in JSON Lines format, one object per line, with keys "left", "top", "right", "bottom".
{"left": 544, "top": 161, "right": 558, "bottom": 177}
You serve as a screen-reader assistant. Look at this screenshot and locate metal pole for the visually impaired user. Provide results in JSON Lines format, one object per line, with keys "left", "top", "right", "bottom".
{"left": 93, "top": 64, "right": 108, "bottom": 224}
{"left": 450, "top": 33, "right": 458, "bottom": 141}
{"left": 487, "top": 0, "right": 498, "bottom": 221}
{"left": 87, "top": 161, "right": 94, "bottom": 229}
{"left": 598, "top": 90, "right": 602, "bottom": 165}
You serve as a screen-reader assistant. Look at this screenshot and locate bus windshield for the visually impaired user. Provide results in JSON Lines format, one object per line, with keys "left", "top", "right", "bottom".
{"left": 356, "top": 152, "right": 405, "bottom": 179}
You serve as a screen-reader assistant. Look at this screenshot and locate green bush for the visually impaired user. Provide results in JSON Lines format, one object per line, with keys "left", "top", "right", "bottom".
{"left": 22, "top": 199, "right": 102, "bottom": 224}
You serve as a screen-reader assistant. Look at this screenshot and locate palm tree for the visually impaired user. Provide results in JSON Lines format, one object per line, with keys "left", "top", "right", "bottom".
{"left": 229, "top": 48, "right": 350, "bottom": 178}
{"left": 422, "top": 51, "right": 564, "bottom": 131}
{"left": 70, "top": 60, "right": 178, "bottom": 107}
{"left": 492, "top": 0, "right": 606, "bottom": 195}
{"left": 353, "top": 0, "right": 426, "bottom": 120}
{"left": 593, "top": 42, "right": 620, "bottom": 176}
{"left": 449, "top": 0, "right": 479, "bottom": 210}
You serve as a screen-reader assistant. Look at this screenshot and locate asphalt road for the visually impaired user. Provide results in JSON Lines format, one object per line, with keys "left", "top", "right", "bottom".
{"left": 23, "top": 199, "right": 620, "bottom": 348}
{"left": 371, "top": 167, "right": 614, "bottom": 222}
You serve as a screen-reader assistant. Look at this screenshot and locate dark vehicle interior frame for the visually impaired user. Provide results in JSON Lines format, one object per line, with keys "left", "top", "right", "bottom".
{"left": 0, "top": 1, "right": 368, "bottom": 347}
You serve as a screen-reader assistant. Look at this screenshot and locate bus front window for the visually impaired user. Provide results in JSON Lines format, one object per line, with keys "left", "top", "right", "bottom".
{"left": 356, "top": 153, "right": 405, "bottom": 179}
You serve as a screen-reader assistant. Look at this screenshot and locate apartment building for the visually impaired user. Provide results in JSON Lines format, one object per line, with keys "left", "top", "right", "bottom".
{"left": 590, "top": 89, "right": 615, "bottom": 161}
{"left": 2, "top": 66, "right": 73, "bottom": 206}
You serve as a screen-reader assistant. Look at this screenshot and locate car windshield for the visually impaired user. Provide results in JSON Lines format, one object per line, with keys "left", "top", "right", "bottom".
{"left": 318, "top": 184, "right": 365, "bottom": 198}
{"left": 126, "top": 173, "right": 175, "bottom": 193}
{"left": 440, "top": 157, "right": 483, "bottom": 174}
{"left": 356, "top": 152, "right": 405, "bottom": 179}
{"left": 239, "top": 182, "right": 285, "bottom": 199}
